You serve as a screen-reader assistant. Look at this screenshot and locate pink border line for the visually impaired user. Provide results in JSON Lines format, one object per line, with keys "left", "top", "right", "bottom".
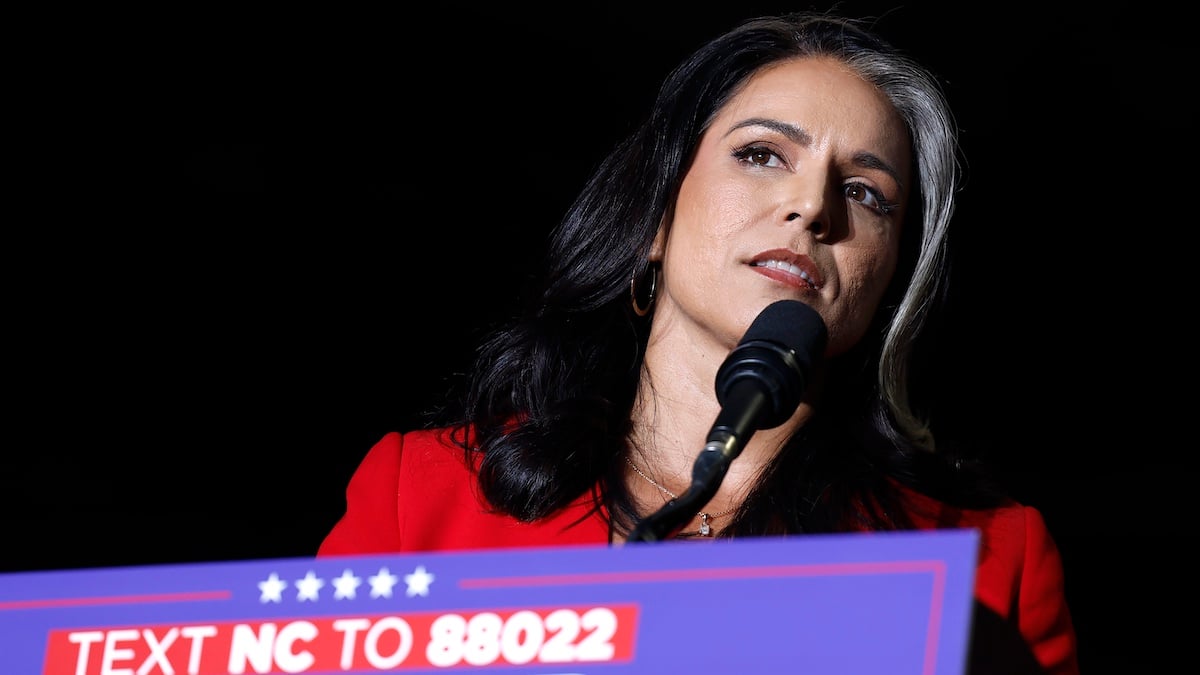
{"left": 0, "top": 590, "right": 231, "bottom": 611}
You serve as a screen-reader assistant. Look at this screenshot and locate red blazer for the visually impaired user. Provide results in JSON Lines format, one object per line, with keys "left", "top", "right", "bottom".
{"left": 319, "top": 429, "right": 1079, "bottom": 674}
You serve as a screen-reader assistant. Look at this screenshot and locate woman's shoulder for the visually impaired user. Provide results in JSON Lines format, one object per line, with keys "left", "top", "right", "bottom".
{"left": 895, "top": 484, "right": 1079, "bottom": 673}
{"left": 895, "top": 482, "right": 1061, "bottom": 564}
{"left": 317, "top": 426, "right": 473, "bottom": 557}
{"left": 356, "top": 426, "right": 607, "bottom": 552}
{"left": 902, "top": 478, "right": 1060, "bottom": 547}
{"left": 359, "top": 427, "right": 480, "bottom": 502}
{"left": 385, "top": 426, "right": 472, "bottom": 463}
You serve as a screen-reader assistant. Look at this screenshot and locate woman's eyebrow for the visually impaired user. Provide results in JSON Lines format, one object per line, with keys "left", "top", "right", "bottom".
{"left": 727, "top": 116, "right": 904, "bottom": 188}
{"left": 726, "top": 117, "right": 812, "bottom": 146}
{"left": 853, "top": 151, "right": 905, "bottom": 190}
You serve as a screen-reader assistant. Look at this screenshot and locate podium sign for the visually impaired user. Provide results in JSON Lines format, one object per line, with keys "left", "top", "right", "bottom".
{"left": 0, "top": 529, "right": 978, "bottom": 673}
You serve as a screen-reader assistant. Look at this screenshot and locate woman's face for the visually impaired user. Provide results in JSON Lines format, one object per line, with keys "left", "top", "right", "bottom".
{"left": 652, "top": 56, "right": 912, "bottom": 357}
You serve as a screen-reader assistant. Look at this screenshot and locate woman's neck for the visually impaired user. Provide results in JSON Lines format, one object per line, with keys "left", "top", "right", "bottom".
{"left": 626, "top": 341, "right": 815, "bottom": 526}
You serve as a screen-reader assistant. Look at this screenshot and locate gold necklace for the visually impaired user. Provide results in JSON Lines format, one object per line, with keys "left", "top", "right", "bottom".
{"left": 625, "top": 456, "right": 738, "bottom": 537}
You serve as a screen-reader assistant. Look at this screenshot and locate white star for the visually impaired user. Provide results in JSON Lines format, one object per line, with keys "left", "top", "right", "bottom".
{"left": 258, "top": 572, "right": 287, "bottom": 603}
{"left": 404, "top": 565, "right": 435, "bottom": 597}
{"left": 294, "top": 571, "right": 325, "bottom": 602}
{"left": 368, "top": 567, "right": 400, "bottom": 599}
{"left": 331, "top": 569, "right": 362, "bottom": 600}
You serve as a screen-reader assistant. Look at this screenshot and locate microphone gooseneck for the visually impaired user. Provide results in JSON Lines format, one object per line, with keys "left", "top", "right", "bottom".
{"left": 627, "top": 300, "right": 827, "bottom": 543}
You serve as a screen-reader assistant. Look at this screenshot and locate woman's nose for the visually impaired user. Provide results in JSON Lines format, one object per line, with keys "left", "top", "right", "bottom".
{"left": 781, "top": 178, "right": 836, "bottom": 241}
{"left": 786, "top": 210, "right": 829, "bottom": 240}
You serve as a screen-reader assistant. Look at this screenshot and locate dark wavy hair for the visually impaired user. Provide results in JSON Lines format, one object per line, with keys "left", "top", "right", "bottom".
{"left": 441, "top": 11, "right": 1003, "bottom": 539}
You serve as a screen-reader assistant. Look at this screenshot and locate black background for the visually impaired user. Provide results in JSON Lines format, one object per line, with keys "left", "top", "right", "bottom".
{"left": 2, "top": 2, "right": 1190, "bottom": 671}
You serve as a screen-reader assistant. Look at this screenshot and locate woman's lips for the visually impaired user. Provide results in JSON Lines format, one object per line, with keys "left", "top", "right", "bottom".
{"left": 749, "top": 250, "right": 823, "bottom": 289}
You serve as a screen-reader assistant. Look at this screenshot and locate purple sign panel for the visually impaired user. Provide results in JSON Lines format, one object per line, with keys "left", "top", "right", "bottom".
{"left": 0, "top": 529, "right": 978, "bottom": 674}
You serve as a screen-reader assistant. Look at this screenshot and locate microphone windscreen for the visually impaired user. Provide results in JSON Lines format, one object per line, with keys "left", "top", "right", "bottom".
{"left": 713, "top": 300, "right": 827, "bottom": 428}
{"left": 740, "top": 300, "right": 827, "bottom": 368}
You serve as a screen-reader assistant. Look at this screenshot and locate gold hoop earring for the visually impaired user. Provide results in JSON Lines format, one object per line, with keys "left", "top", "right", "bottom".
{"left": 630, "top": 266, "right": 657, "bottom": 317}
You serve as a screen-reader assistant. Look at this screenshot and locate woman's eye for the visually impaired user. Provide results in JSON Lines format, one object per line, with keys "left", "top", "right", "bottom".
{"left": 732, "top": 145, "right": 785, "bottom": 168}
{"left": 845, "top": 182, "right": 896, "bottom": 215}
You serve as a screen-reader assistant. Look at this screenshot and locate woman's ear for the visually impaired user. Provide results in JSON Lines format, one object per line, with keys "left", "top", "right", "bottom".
{"left": 649, "top": 224, "right": 667, "bottom": 262}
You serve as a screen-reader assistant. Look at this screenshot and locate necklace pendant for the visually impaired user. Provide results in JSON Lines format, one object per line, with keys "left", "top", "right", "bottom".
{"left": 698, "top": 513, "right": 712, "bottom": 536}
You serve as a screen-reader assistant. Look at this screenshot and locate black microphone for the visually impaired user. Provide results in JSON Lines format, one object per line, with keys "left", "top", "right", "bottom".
{"left": 706, "top": 298, "right": 827, "bottom": 462}
{"left": 627, "top": 299, "right": 827, "bottom": 542}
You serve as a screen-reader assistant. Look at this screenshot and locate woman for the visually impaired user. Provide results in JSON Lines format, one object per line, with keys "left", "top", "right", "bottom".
{"left": 319, "top": 11, "right": 1079, "bottom": 674}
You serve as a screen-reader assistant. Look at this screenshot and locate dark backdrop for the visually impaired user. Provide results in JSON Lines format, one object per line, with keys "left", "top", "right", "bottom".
{"left": 3, "top": 2, "right": 1188, "bottom": 671}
